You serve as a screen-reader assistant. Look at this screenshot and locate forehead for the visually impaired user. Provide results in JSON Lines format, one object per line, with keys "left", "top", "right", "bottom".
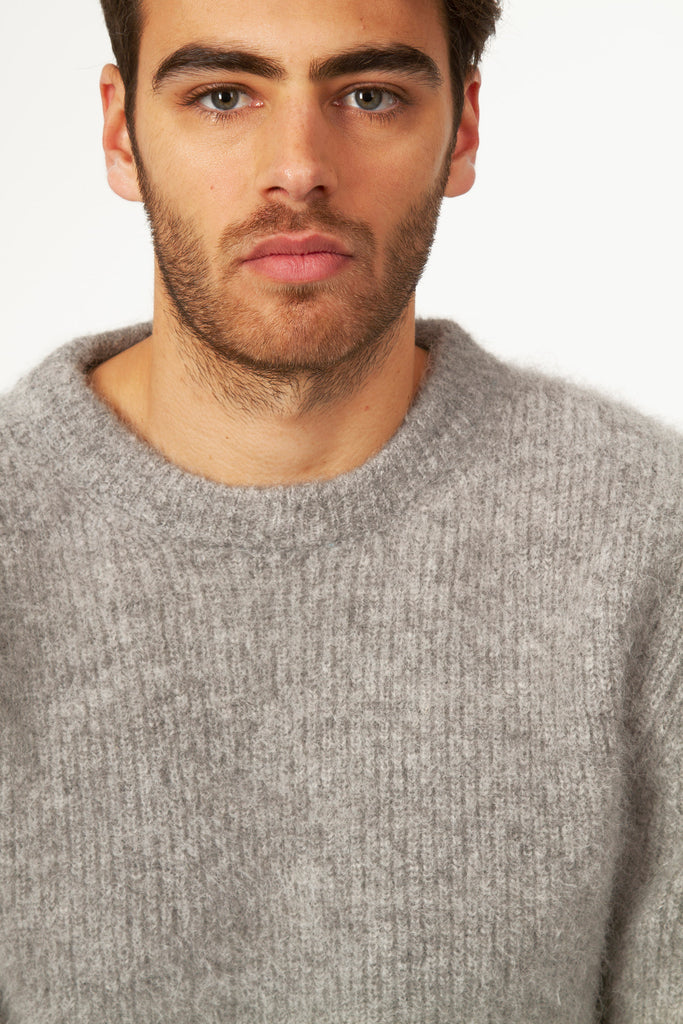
{"left": 138, "top": 0, "right": 450, "bottom": 74}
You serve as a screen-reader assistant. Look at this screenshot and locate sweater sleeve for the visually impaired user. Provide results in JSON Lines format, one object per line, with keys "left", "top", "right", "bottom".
{"left": 601, "top": 555, "right": 683, "bottom": 1023}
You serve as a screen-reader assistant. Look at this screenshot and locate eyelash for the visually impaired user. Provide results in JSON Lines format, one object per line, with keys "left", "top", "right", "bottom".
{"left": 338, "top": 89, "right": 404, "bottom": 123}
{"left": 183, "top": 84, "right": 406, "bottom": 125}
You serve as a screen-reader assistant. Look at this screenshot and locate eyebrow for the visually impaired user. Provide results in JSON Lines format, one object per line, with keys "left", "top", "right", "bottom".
{"left": 152, "top": 42, "right": 443, "bottom": 92}
{"left": 153, "top": 46, "right": 286, "bottom": 90}
{"left": 311, "top": 45, "right": 442, "bottom": 86}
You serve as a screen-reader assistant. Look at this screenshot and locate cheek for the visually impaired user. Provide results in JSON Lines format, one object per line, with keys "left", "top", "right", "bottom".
{"left": 141, "top": 111, "right": 250, "bottom": 208}
{"left": 176, "top": 148, "right": 244, "bottom": 200}
{"left": 343, "top": 133, "right": 449, "bottom": 207}
{"left": 351, "top": 165, "right": 439, "bottom": 233}
{"left": 159, "top": 153, "right": 249, "bottom": 228}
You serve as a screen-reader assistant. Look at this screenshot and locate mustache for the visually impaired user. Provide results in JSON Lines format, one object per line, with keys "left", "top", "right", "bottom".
{"left": 218, "top": 202, "right": 377, "bottom": 256}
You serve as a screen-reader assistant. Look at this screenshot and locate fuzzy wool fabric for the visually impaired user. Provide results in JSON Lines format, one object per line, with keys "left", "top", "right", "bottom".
{"left": 1, "top": 321, "right": 682, "bottom": 1024}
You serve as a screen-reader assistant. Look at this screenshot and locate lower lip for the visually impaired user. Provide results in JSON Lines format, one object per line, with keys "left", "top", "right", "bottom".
{"left": 243, "top": 251, "right": 351, "bottom": 284}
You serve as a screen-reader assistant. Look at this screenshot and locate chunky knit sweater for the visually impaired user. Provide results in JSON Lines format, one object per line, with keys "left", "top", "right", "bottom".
{"left": 0, "top": 321, "right": 681, "bottom": 1024}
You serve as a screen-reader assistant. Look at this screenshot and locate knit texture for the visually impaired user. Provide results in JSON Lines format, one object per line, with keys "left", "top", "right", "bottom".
{"left": 0, "top": 321, "right": 681, "bottom": 1023}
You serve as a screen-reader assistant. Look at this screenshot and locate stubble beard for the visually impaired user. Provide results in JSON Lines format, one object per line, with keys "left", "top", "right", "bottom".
{"left": 135, "top": 149, "right": 451, "bottom": 414}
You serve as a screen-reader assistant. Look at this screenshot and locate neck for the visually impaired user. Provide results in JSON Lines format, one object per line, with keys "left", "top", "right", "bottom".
{"left": 89, "top": 299, "right": 429, "bottom": 487}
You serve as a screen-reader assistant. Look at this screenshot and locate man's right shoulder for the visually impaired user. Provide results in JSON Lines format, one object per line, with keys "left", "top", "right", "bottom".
{"left": 0, "top": 324, "right": 150, "bottom": 534}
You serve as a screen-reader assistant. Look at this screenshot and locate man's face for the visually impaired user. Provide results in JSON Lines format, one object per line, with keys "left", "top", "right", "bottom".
{"left": 129, "top": 0, "right": 462, "bottom": 378}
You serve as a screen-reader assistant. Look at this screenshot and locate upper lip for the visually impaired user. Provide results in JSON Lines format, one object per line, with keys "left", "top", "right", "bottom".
{"left": 243, "top": 233, "right": 353, "bottom": 261}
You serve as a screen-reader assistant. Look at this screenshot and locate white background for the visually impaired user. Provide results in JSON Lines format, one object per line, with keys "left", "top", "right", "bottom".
{"left": 1, "top": 0, "right": 681, "bottom": 429}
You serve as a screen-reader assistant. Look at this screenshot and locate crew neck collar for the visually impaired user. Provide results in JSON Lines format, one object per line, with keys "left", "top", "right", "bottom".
{"left": 13, "top": 320, "right": 505, "bottom": 550}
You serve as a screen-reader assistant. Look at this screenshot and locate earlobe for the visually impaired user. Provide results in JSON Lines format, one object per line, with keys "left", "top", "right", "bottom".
{"left": 444, "top": 70, "right": 481, "bottom": 199}
{"left": 100, "top": 63, "right": 143, "bottom": 203}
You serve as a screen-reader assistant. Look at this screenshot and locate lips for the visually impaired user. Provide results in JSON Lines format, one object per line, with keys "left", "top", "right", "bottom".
{"left": 242, "top": 233, "right": 353, "bottom": 284}
{"left": 244, "top": 233, "right": 353, "bottom": 261}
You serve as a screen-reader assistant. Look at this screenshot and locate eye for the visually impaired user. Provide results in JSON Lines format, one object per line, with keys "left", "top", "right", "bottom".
{"left": 341, "top": 88, "right": 398, "bottom": 113}
{"left": 197, "top": 88, "right": 252, "bottom": 112}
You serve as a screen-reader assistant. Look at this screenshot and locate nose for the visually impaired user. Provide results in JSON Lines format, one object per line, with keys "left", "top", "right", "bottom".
{"left": 255, "top": 97, "right": 339, "bottom": 204}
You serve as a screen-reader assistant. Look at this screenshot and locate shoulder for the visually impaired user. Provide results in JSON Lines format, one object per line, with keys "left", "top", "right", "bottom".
{"left": 509, "top": 353, "right": 682, "bottom": 504}
{"left": 0, "top": 324, "right": 150, "bottom": 531}
{"left": 428, "top": 319, "right": 682, "bottom": 518}
{"left": 0, "top": 323, "right": 149, "bottom": 438}
{"left": 514, "top": 355, "right": 682, "bottom": 534}
{"left": 420, "top": 321, "right": 683, "bottom": 597}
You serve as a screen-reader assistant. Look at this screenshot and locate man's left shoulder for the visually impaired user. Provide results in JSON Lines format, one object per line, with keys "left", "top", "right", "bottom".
{"left": 499, "top": 351, "right": 683, "bottom": 516}
{"left": 425, "top": 321, "right": 683, "bottom": 541}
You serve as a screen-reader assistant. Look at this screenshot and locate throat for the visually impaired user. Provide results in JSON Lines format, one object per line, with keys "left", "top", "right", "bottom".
{"left": 88, "top": 324, "right": 428, "bottom": 488}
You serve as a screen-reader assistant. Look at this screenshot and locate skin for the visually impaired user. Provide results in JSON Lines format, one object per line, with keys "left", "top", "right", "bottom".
{"left": 93, "top": 0, "right": 481, "bottom": 486}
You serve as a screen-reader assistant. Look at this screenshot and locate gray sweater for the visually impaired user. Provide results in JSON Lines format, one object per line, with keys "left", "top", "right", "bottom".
{"left": 1, "top": 321, "right": 681, "bottom": 1024}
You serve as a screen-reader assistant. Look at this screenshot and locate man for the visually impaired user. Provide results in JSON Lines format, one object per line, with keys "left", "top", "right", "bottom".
{"left": 0, "top": 0, "right": 680, "bottom": 1022}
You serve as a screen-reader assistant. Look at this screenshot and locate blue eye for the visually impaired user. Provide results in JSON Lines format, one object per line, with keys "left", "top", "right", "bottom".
{"left": 198, "top": 89, "right": 250, "bottom": 112}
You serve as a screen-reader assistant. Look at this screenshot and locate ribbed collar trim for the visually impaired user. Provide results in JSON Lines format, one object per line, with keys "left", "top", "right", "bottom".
{"left": 11, "top": 319, "right": 508, "bottom": 549}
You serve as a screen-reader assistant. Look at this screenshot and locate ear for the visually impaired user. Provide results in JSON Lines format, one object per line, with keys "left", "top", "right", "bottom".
{"left": 444, "top": 70, "right": 481, "bottom": 199}
{"left": 100, "top": 63, "right": 143, "bottom": 202}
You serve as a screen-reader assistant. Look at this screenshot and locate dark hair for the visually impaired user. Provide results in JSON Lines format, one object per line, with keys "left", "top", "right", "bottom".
{"left": 99, "top": 0, "right": 502, "bottom": 129}
{"left": 442, "top": 0, "right": 502, "bottom": 121}
{"left": 99, "top": 0, "right": 144, "bottom": 129}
